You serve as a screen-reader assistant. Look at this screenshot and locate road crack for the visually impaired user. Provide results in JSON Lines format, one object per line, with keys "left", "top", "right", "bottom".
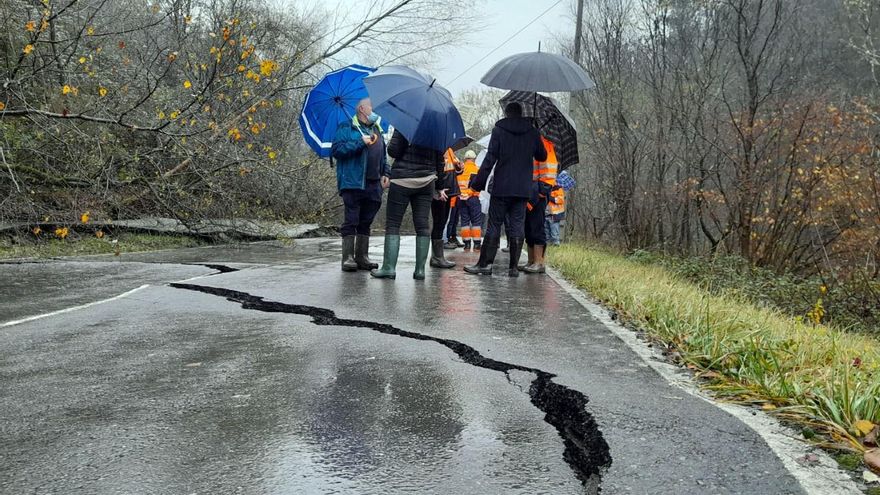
{"left": 170, "top": 282, "right": 613, "bottom": 489}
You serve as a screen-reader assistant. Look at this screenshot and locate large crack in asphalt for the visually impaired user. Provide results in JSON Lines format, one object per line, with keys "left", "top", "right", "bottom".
{"left": 170, "top": 282, "right": 613, "bottom": 489}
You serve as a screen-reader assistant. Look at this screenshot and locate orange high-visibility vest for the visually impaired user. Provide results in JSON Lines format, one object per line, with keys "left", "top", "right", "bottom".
{"left": 444, "top": 148, "right": 460, "bottom": 173}
{"left": 533, "top": 136, "right": 558, "bottom": 186}
{"left": 457, "top": 159, "right": 480, "bottom": 199}
{"left": 548, "top": 188, "right": 565, "bottom": 215}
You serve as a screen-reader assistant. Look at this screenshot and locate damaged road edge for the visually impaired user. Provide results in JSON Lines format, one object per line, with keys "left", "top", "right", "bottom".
{"left": 169, "top": 282, "right": 613, "bottom": 489}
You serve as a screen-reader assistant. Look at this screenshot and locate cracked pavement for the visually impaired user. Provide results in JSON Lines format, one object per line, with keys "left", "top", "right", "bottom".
{"left": 0, "top": 238, "right": 809, "bottom": 494}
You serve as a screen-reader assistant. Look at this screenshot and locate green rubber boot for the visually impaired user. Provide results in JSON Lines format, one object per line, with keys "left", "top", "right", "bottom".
{"left": 370, "top": 235, "right": 400, "bottom": 280}
{"left": 413, "top": 236, "right": 430, "bottom": 280}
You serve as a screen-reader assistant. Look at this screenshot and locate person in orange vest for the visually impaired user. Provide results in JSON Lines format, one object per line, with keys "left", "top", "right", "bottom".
{"left": 430, "top": 148, "right": 461, "bottom": 268}
{"left": 545, "top": 187, "right": 565, "bottom": 246}
{"left": 521, "top": 135, "right": 558, "bottom": 274}
{"left": 456, "top": 150, "right": 483, "bottom": 251}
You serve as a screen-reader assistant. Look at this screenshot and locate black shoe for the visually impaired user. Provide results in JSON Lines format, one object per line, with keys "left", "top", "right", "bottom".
{"left": 473, "top": 240, "right": 482, "bottom": 251}
{"left": 463, "top": 240, "right": 472, "bottom": 251}
{"left": 341, "top": 236, "right": 358, "bottom": 272}
{"left": 444, "top": 238, "right": 459, "bottom": 250}
{"left": 455, "top": 237, "right": 465, "bottom": 248}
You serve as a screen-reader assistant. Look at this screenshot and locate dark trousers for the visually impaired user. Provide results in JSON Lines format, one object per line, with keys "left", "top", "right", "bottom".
{"left": 525, "top": 196, "right": 548, "bottom": 246}
{"left": 459, "top": 196, "right": 484, "bottom": 228}
{"left": 445, "top": 200, "right": 460, "bottom": 239}
{"left": 340, "top": 181, "right": 382, "bottom": 236}
{"left": 385, "top": 182, "right": 433, "bottom": 237}
{"left": 431, "top": 199, "right": 452, "bottom": 240}
{"left": 486, "top": 196, "right": 527, "bottom": 240}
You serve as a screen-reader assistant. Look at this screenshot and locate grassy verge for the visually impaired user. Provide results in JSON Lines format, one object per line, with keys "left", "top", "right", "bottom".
{"left": 550, "top": 243, "right": 880, "bottom": 453}
{"left": 0, "top": 232, "right": 206, "bottom": 259}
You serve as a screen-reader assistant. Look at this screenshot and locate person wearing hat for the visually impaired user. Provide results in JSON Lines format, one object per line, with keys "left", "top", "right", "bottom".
{"left": 456, "top": 149, "right": 483, "bottom": 251}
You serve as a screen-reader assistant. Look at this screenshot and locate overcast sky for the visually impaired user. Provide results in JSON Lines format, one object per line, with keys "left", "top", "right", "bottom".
{"left": 293, "top": 0, "right": 572, "bottom": 96}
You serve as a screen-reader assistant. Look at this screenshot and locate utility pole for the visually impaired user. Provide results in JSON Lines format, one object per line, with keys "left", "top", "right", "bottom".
{"left": 573, "top": 0, "right": 585, "bottom": 66}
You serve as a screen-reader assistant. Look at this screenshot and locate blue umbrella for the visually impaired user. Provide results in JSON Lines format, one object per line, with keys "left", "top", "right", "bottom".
{"left": 299, "top": 64, "right": 375, "bottom": 158}
{"left": 363, "top": 65, "right": 465, "bottom": 152}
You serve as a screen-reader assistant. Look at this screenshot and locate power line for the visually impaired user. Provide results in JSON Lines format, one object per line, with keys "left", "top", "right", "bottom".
{"left": 447, "top": 0, "right": 564, "bottom": 86}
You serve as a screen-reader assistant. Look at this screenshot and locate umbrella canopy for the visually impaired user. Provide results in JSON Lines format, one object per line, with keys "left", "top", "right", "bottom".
{"left": 299, "top": 64, "right": 375, "bottom": 158}
{"left": 363, "top": 65, "right": 465, "bottom": 152}
{"left": 500, "top": 91, "right": 579, "bottom": 170}
{"left": 451, "top": 135, "right": 475, "bottom": 152}
{"left": 481, "top": 51, "right": 594, "bottom": 93}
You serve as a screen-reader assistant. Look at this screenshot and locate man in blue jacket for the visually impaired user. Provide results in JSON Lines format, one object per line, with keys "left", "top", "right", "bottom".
{"left": 331, "top": 98, "right": 388, "bottom": 272}
{"left": 465, "top": 102, "right": 547, "bottom": 277}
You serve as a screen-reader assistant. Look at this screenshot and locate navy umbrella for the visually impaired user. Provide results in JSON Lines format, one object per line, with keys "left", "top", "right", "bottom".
{"left": 363, "top": 65, "right": 465, "bottom": 152}
{"left": 299, "top": 64, "right": 375, "bottom": 158}
{"left": 481, "top": 51, "right": 594, "bottom": 93}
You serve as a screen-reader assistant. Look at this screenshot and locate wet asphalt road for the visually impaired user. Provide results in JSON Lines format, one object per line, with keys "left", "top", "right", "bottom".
{"left": 0, "top": 238, "right": 807, "bottom": 494}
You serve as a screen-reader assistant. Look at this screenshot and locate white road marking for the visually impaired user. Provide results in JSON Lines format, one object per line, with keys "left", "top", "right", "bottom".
{"left": 546, "top": 268, "right": 861, "bottom": 495}
{"left": 0, "top": 284, "right": 150, "bottom": 328}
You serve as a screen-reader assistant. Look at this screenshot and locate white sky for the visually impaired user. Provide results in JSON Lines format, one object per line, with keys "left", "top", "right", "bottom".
{"left": 294, "top": 0, "right": 572, "bottom": 96}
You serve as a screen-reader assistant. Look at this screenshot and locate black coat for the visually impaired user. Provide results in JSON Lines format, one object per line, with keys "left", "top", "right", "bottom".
{"left": 470, "top": 117, "right": 547, "bottom": 198}
{"left": 386, "top": 130, "right": 445, "bottom": 185}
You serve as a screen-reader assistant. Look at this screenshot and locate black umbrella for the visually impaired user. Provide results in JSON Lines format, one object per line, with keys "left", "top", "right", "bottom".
{"left": 500, "top": 91, "right": 579, "bottom": 170}
{"left": 481, "top": 51, "right": 594, "bottom": 93}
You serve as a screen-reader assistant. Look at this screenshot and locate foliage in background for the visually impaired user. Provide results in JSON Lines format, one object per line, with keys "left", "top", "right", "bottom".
{"left": 0, "top": 0, "right": 476, "bottom": 230}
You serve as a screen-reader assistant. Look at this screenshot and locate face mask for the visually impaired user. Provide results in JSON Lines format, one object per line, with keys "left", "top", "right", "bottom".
{"left": 367, "top": 112, "right": 379, "bottom": 124}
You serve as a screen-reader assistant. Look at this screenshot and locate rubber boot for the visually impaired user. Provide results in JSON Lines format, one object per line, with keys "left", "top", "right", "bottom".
{"left": 519, "top": 245, "right": 535, "bottom": 271}
{"left": 524, "top": 244, "right": 546, "bottom": 274}
{"left": 370, "top": 235, "right": 400, "bottom": 279}
{"left": 473, "top": 240, "right": 482, "bottom": 251}
{"left": 463, "top": 240, "right": 472, "bottom": 251}
{"left": 355, "top": 234, "right": 378, "bottom": 270}
{"left": 413, "top": 236, "right": 430, "bottom": 280}
{"left": 464, "top": 236, "right": 498, "bottom": 275}
{"left": 508, "top": 237, "right": 525, "bottom": 277}
{"left": 430, "top": 239, "right": 456, "bottom": 269}
{"left": 444, "top": 238, "right": 459, "bottom": 250}
{"left": 341, "top": 236, "right": 358, "bottom": 272}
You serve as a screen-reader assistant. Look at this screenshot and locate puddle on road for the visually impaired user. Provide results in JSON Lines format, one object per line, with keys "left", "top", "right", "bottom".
{"left": 171, "top": 282, "right": 613, "bottom": 491}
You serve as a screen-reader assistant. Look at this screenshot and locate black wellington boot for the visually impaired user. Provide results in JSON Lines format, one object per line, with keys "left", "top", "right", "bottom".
{"left": 507, "top": 237, "right": 525, "bottom": 277}
{"left": 464, "top": 236, "right": 498, "bottom": 275}
{"left": 341, "top": 236, "right": 358, "bottom": 272}
{"left": 430, "top": 239, "right": 456, "bottom": 269}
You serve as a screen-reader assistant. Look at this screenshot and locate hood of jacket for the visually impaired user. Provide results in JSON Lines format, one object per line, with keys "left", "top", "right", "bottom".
{"left": 495, "top": 117, "right": 536, "bottom": 136}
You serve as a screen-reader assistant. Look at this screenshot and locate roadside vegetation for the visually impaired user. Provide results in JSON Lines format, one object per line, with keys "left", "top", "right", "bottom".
{"left": 0, "top": 230, "right": 205, "bottom": 259}
{"left": 550, "top": 244, "right": 880, "bottom": 463}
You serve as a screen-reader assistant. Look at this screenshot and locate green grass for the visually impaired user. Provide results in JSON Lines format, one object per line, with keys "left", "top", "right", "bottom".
{"left": 0, "top": 232, "right": 206, "bottom": 259}
{"left": 550, "top": 243, "right": 880, "bottom": 451}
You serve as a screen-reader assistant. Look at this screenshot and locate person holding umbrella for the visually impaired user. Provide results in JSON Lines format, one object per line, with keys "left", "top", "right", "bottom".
{"left": 429, "top": 148, "right": 461, "bottom": 269}
{"left": 363, "top": 65, "right": 466, "bottom": 281}
{"left": 331, "top": 98, "right": 387, "bottom": 272}
{"left": 464, "top": 102, "right": 547, "bottom": 277}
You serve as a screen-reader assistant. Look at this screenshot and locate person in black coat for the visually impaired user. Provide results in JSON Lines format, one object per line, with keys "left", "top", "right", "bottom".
{"left": 465, "top": 102, "right": 547, "bottom": 277}
{"left": 371, "top": 129, "right": 448, "bottom": 281}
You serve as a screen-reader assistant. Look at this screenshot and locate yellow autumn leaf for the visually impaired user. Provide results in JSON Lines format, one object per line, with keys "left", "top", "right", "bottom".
{"left": 237, "top": 65, "right": 246, "bottom": 72}
{"left": 158, "top": 111, "right": 166, "bottom": 119}
{"left": 32, "top": 227, "right": 41, "bottom": 235}
{"left": 169, "top": 110, "right": 179, "bottom": 120}
{"left": 79, "top": 56, "right": 87, "bottom": 64}
{"left": 268, "top": 151, "right": 277, "bottom": 160}
{"left": 23, "top": 44, "right": 34, "bottom": 55}
{"left": 87, "top": 26, "right": 95, "bottom": 35}
{"left": 54, "top": 227, "right": 69, "bottom": 239}
{"left": 25, "top": 21, "right": 36, "bottom": 32}
{"left": 183, "top": 80, "right": 192, "bottom": 89}
{"left": 855, "top": 420, "right": 876, "bottom": 436}
{"left": 62, "top": 85, "right": 72, "bottom": 95}
{"left": 761, "top": 404, "right": 776, "bottom": 411}
{"left": 0, "top": 102, "right": 5, "bottom": 111}
{"left": 250, "top": 124, "right": 260, "bottom": 135}
{"left": 98, "top": 87, "right": 108, "bottom": 97}
{"left": 260, "top": 59, "right": 277, "bottom": 77}
{"left": 80, "top": 212, "right": 90, "bottom": 224}
{"left": 95, "top": 230, "right": 104, "bottom": 239}
{"left": 184, "top": 15, "right": 192, "bottom": 24}
{"left": 40, "top": 19, "right": 49, "bottom": 32}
